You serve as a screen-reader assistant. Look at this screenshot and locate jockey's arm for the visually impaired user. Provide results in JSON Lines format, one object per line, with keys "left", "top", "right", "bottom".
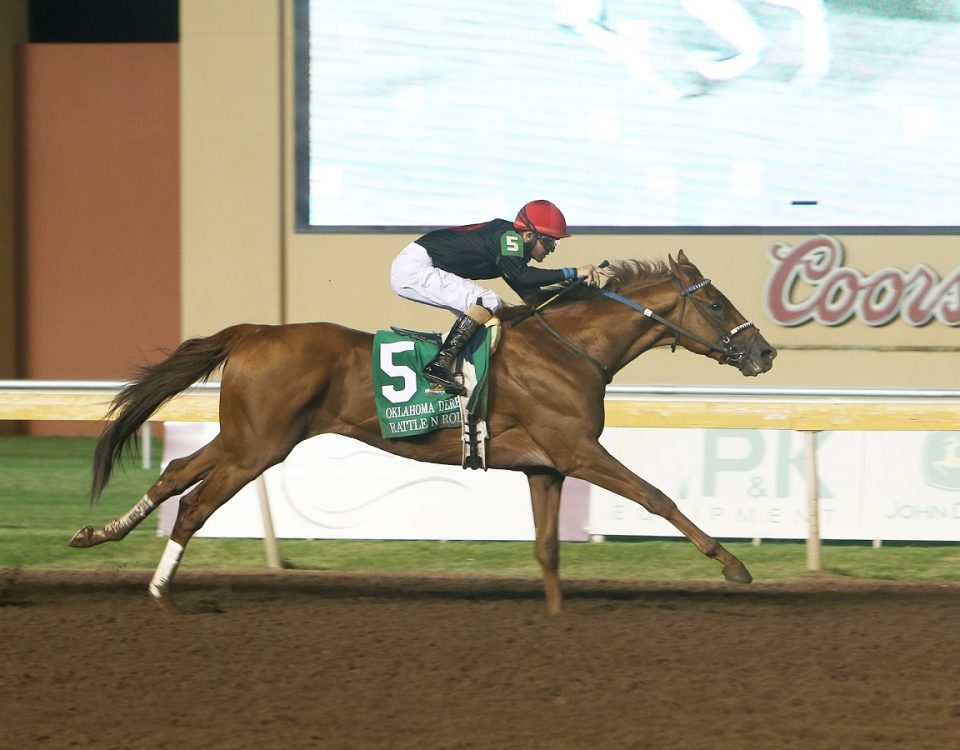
{"left": 499, "top": 256, "right": 573, "bottom": 291}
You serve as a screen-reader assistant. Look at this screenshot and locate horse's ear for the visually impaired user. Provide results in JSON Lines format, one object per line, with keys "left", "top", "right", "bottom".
{"left": 671, "top": 249, "right": 700, "bottom": 280}
{"left": 669, "top": 249, "right": 701, "bottom": 285}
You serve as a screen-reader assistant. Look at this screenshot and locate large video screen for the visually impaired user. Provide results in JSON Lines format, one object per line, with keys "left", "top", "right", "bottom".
{"left": 296, "top": 0, "right": 959, "bottom": 232}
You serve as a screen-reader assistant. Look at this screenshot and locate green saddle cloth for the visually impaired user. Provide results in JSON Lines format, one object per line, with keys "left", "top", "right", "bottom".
{"left": 372, "top": 329, "right": 490, "bottom": 439}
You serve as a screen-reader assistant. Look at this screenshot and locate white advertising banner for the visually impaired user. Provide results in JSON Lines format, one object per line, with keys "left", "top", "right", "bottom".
{"left": 158, "top": 424, "right": 960, "bottom": 543}
{"left": 591, "top": 428, "right": 960, "bottom": 542}
{"left": 159, "top": 424, "right": 540, "bottom": 541}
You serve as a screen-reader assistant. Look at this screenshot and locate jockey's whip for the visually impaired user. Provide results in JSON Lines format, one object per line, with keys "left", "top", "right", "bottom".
{"left": 509, "top": 260, "right": 609, "bottom": 329}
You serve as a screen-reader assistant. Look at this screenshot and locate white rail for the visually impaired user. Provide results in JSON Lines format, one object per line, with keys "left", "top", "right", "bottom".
{"left": 606, "top": 384, "right": 960, "bottom": 399}
{"left": 4, "top": 380, "right": 959, "bottom": 398}
{"left": 0, "top": 380, "right": 220, "bottom": 391}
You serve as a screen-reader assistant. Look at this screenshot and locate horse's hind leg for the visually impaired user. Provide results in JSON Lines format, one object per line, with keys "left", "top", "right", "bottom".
{"left": 69, "top": 441, "right": 219, "bottom": 548}
{"left": 149, "top": 456, "right": 271, "bottom": 605}
{"left": 527, "top": 470, "right": 565, "bottom": 615}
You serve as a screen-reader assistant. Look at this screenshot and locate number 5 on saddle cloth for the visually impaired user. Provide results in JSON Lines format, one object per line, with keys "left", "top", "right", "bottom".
{"left": 372, "top": 322, "right": 498, "bottom": 469}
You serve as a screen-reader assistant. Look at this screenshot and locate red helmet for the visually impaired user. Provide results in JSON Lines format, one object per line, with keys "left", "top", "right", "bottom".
{"left": 514, "top": 200, "right": 571, "bottom": 239}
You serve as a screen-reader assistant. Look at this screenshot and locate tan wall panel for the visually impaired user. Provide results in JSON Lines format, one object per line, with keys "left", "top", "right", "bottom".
{"left": 180, "top": 0, "right": 283, "bottom": 336}
{"left": 608, "top": 347, "right": 958, "bottom": 388}
{"left": 182, "top": 0, "right": 278, "bottom": 35}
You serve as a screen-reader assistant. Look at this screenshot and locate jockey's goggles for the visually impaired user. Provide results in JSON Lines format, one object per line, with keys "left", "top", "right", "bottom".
{"left": 538, "top": 235, "right": 558, "bottom": 251}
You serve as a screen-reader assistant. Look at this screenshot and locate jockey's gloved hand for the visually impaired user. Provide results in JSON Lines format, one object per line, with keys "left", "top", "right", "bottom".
{"left": 576, "top": 264, "right": 598, "bottom": 281}
{"left": 577, "top": 264, "right": 614, "bottom": 289}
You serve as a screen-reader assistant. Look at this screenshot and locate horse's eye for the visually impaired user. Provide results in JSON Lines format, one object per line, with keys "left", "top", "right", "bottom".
{"left": 711, "top": 302, "right": 723, "bottom": 313}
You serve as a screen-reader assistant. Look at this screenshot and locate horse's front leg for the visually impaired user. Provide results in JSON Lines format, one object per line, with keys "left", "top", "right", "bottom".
{"left": 526, "top": 470, "right": 565, "bottom": 615}
{"left": 561, "top": 441, "right": 752, "bottom": 584}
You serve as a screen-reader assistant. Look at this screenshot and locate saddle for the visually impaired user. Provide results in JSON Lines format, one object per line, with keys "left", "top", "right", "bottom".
{"left": 376, "top": 319, "right": 502, "bottom": 470}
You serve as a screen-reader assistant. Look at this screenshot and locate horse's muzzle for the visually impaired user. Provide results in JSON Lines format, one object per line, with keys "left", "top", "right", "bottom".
{"left": 731, "top": 332, "right": 777, "bottom": 377}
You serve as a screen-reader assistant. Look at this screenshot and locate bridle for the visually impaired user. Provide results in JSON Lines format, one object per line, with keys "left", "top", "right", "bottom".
{"left": 530, "top": 275, "right": 757, "bottom": 382}
{"left": 633, "top": 275, "right": 757, "bottom": 363}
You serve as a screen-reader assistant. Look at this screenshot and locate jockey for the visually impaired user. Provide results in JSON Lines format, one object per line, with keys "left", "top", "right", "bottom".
{"left": 390, "top": 199, "right": 605, "bottom": 395}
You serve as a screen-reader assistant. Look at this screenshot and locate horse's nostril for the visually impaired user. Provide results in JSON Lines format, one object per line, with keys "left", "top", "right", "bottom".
{"left": 762, "top": 348, "right": 776, "bottom": 360}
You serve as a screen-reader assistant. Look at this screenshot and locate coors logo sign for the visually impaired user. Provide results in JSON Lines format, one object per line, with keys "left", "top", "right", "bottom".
{"left": 763, "top": 235, "right": 960, "bottom": 327}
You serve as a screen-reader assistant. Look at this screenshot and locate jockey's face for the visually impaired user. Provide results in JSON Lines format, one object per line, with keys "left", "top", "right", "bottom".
{"left": 525, "top": 231, "right": 559, "bottom": 263}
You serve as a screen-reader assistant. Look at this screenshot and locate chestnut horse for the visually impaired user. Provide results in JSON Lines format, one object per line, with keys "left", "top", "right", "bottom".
{"left": 71, "top": 250, "right": 776, "bottom": 613}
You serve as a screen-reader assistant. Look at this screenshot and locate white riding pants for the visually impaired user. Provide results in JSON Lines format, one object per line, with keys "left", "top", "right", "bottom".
{"left": 390, "top": 242, "right": 502, "bottom": 314}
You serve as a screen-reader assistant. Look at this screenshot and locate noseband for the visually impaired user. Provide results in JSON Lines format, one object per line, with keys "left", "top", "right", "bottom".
{"left": 596, "top": 277, "right": 756, "bottom": 365}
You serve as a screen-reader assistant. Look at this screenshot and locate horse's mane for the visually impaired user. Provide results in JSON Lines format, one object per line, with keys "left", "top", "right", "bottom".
{"left": 497, "top": 259, "right": 672, "bottom": 320}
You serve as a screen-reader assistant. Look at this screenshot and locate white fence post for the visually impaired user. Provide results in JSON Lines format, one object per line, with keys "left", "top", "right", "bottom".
{"left": 804, "top": 430, "right": 821, "bottom": 572}
{"left": 255, "top": 475, "right": 283, "bottom": 569}
{"left": 141, "top": 422, "right": 152, "bottom": 469}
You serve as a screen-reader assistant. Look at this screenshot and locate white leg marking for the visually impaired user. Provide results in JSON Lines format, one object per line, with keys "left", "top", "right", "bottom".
{"left": 107, "top": 494, "right": 157, "bottom": 537}
{"left": 149, "top": 539, "right": 184, "bottom": 600}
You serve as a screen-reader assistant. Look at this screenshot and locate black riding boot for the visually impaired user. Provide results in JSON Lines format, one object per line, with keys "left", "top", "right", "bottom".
{"left": 423, "top": 313, "right": 482, "bottom": 396}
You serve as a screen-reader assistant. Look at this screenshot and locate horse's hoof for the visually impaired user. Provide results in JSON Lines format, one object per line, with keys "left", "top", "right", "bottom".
{"left": 68, "top": 525, "right": 96, "bottom": 548}
{"left": 723, "top": 561, "right": 753, "bottom": 584}
{"left": 152, "top": 596, "right": 176, "bottom": 612}
{"left": 149, "top": 586, "right": 176, "bottom": 612}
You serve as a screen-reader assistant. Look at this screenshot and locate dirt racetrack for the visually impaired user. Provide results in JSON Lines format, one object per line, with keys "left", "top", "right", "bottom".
{"left": 1, "top": 570, "right": 958, "bottom": 749}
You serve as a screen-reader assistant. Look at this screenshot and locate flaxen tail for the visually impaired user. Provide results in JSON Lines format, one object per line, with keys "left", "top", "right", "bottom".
{"left": 90, "top": 324, "right": 260, "bottom": 502}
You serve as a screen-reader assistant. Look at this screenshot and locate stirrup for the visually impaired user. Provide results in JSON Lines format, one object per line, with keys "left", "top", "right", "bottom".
{"left": 423, "top": 359, "right": 464, "bottom": 395}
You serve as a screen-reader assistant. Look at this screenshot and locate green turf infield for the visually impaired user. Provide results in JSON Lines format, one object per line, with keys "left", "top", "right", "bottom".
{"left": 1, "top": 436, "right": 957, "bottom": 580}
